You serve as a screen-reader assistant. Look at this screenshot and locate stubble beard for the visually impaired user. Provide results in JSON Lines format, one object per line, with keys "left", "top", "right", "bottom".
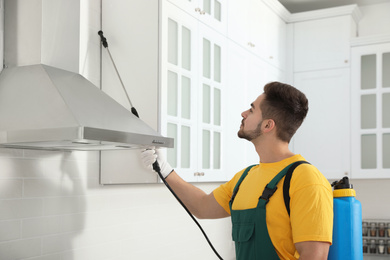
{"left": 238, "top": 120, "right": 263, "bottom": 141}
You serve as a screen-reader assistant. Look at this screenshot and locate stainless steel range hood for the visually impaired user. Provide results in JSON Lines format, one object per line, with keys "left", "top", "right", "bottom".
{"left": 0, "top": 64, "right": 173, "bottom": 151}
{"left": 0, "top": 0, "right": 173, "bottom": 151}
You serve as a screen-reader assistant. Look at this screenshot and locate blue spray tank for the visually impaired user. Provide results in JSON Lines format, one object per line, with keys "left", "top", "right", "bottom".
{"left": 328, "top": 177, "right": 363, "bottom": 260}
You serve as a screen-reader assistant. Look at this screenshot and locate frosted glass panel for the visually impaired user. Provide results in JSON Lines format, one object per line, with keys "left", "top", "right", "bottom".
{"left": 383, "top": 53, "right": 390, "bottom": 88}
{"left": 361, "top": 94, "right": 376, "bottom": 129}
{"left": 168, "top": 71, "right": 178, "bottom": 116}
{"left": 203, "top": 84, "right": 211, "bottom": 123}
{"left": 361, "top": 55, "right": 376, "bottom": 90}
{"left": 383, "top": 93, "right": 390, "bottom": 128}
{"left": 361, "top": 134, "right": 377, "bottom": 169}
{"left": 168, "top": 19, "right": 178, "bottom": 65}
{"left": 203, "top": 39, "right": 211, "bottom": 79}
{"left": 181, "top": 126, "right": 190, "bottom": 168}
{"left": 214, "top": 0, "right": 221, "bottom": 21}
{"left": 181, "top": 76, "right": 191, "bottom": 119}
{"left": 214, "top": 44, "right": 221, "bottom": 82}
{"left": 203, "top": 0, "right": 211, "bottom": 15}
{"left": 384, "top": 133, "right": 390, "bottom": 169}
{"left": 203, "top": 130, "right": 210, "bottom": 169}
{"left": 182, "top": 26, "right": 191, "bottom": 70}
{"left": 214, "top": 88, "right": 221, "bottom": 125}
{"left": 167, "top": 123, "right": 178, "bottom": 168}
{"left": 213, "top": 132, "right": 221, "bottom": 169}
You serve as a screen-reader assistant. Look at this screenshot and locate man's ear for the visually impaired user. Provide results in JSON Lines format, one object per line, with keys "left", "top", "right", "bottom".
{"left": 263, "top": 119, "right": 276, "bottom": 133}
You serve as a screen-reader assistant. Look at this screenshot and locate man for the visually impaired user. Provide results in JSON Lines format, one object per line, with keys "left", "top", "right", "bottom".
{"left": 141, "top": 82, "right": 333, "bottom": 259}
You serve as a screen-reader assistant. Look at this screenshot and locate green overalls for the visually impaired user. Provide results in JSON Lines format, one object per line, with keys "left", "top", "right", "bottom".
{"left": 229, "top": 163, "right": 300, "bottom": 260}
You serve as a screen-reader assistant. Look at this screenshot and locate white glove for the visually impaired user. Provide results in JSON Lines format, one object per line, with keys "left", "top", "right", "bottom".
{"left": 141, "top": 148, "right": 173, "bottom": 179}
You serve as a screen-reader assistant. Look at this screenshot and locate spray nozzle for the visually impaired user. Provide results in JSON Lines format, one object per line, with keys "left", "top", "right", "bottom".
{"left": 331, "top": 176, "right": 353, "bottom": 189}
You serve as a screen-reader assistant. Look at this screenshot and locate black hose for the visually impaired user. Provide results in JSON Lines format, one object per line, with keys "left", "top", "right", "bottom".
{"left": 152, "top": 161, "right": 224, "bottom": 260}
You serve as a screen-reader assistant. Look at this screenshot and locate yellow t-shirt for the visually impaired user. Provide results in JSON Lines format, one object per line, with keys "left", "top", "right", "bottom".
{"left": 213, "top": 154, "right": 333, "bottom": 259}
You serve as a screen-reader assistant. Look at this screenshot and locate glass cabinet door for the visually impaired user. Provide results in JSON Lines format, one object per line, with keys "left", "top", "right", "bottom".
{"left": 161, "top": 3, "right": 199, "bottom": 181}
{"left": 197, "top": 23, "right": 225, "bottom": 181}
{"left": 351, "top": 43, "right": 390, "bottom": 178}
{"left": 161, "top": 2, "right": 226, "bottom": 182}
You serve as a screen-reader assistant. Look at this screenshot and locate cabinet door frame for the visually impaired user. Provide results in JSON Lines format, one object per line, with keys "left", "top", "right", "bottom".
{"left": 351, "top": 42, "right": 390, "bottom": 179}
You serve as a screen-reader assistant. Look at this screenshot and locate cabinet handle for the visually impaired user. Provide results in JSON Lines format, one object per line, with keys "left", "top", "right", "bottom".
{"left": 195, "top": 8, "right": 205, "bottom": 15}
{"left": 344, "top": 60, "right": 349, "bottom": 63}
{"left": 194, "top": 172, "right": 205, "bottom": 176}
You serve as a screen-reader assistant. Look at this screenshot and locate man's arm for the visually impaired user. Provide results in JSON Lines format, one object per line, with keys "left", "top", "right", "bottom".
{"left": 141, "top": 148, "right": 230, "bottom": 219}
{"left": 165, "top": 171, "right": 230, "bottom": 219}
{"left": 295, "top": 241, "right": 330, "bottom": 260}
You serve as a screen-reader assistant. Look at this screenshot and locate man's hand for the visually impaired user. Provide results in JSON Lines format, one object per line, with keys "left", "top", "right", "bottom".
{"left": 141, "top": 148, "right": 173, "bottom": 178}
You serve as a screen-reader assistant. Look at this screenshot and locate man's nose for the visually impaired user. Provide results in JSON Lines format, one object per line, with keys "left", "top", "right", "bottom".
{"left": 241, "top": 110, "right": 248, "bottom": 118}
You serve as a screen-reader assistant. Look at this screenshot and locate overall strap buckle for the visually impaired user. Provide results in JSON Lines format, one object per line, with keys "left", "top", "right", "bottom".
{"left": 259, "top": 185, "right": 278, "bottom": 204}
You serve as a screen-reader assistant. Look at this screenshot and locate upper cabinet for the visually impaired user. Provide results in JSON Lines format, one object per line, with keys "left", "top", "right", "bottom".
{"left": 292, "top": 6, "right": 361, "bottom": 72}
{"left": 228, "top": 0, "right": 287, "bottom": 70}
{"left": 167, "top": 0, "right": 227, "bottom": 34}
{"left": 161, "top": 1, "right": 227, "bottom": 182}
{"left": 351, "top": 40, "right": 390, "bottom": 179}
{"left": 291, "top": 6, "right": 362, "bottom": 180}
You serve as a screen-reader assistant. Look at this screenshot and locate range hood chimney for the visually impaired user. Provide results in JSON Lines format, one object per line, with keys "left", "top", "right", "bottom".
{"left": 0, "top": 0, "right": 173, "bottom": 151}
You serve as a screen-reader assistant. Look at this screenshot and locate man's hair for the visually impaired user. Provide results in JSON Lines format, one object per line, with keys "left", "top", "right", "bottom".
{"left": 261, "top": 81, "right": 308, "bottom": 143}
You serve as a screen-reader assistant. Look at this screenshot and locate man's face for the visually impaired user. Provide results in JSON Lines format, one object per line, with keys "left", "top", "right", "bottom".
{"left": 238, "top": 94, "right": 265, "bottom": 141}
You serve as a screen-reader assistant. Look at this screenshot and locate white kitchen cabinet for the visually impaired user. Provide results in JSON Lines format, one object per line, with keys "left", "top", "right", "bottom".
{"left": 293, "top": 69, "right": 351, "bottom": 180}
{"left": 291, "top": 6, "right": 362, "bottom": 180}
{"left": 167, "top": 0, "right": 227, "bottom": 35}
{"left": 293, "top": 14, "right": 357, "bottom": 72}
{"left": 161, "top": 1, "right": 227, "bottom": 182}
{"left": 351, "top": 41, "right": 390, "bottom": 179}
{"left": 227, "top": 0, "right": 287, "bottom": 70}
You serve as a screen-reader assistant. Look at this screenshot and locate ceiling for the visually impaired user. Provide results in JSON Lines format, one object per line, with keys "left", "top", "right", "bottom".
{"left": 278, "top": 0, "right": 390, "bottom": 13}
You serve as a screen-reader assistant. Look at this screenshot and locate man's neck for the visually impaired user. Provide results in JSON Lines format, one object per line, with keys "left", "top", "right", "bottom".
{"left": 253, "top": 138, "right": 295, "bottom": 164}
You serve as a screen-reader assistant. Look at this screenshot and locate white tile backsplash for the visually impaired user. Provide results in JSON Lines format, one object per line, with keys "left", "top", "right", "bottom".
{"left": 0, "top": 179, "right": 23, "bottom": 198}
{"left": 0, "top": 199, "right": 43, "bottom": 220}
{"left": 0, "top": 220, "right": 21, "bottom": 242}
{"left": 0, "top": 238, "right": 41, "bottom": 260}
{"left": 0, "top": 147, "right": 233, "bottom": 259}
{"left": 22, "top": 216, "right": 62, "bottom": 238}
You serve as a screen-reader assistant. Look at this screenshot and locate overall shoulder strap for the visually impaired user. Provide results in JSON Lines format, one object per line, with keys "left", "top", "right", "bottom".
{"left": 283, "top": 161, "right": 310, "bottom": 216}
{"left": 229, "top": 165, "right": 257, "bottom": 206}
